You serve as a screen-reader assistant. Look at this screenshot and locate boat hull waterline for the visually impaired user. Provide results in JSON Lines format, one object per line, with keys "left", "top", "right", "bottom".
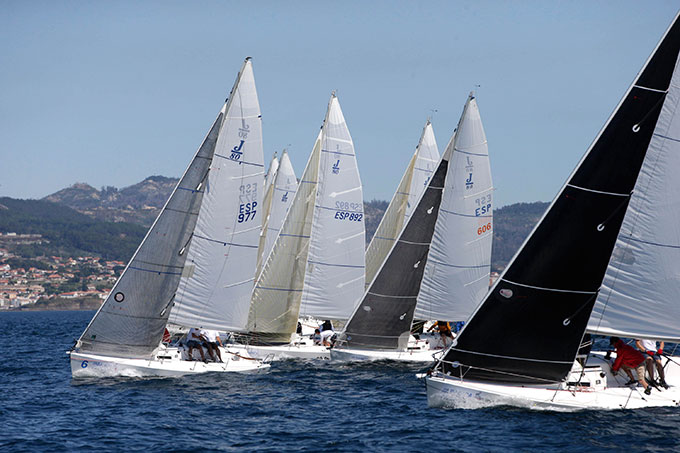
{"left": 425, "top": 352, "right": 680, "bottom": 410}
{"left": 70, "top": 347, "right": 270, "bottom": 378}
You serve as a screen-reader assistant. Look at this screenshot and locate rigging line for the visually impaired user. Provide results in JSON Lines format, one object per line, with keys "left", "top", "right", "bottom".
{"left": 596, "top": 192, "right": 633, "bottom": 231}
{"left": 134, "top": 259, "right": 185, "bottom": 270}
{"left": 438, "top": 360, "right": 561, "bottom": 384}
{"left": 501, "top": 278, "right": 598, "bottom": 294}
{"left": 562, "top": 292, "right": 599, "bottom": 327}
{"left": 165, "top": 207, "right": 199, "bottom": 216}
{"left": 448, "top": 347, "right": 574, "bottom": 364}
{"left": 397, "top": 239, "right": 431, "bottom": 246}
{"left": 632, "top": 90, "right": 667, "bottom": 131}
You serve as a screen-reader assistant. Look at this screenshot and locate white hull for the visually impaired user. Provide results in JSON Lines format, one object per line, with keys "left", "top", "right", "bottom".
{"left": 228, "top": 342, "right": 330, "bottom": 360}
{"left": 70, "top": 346, "right": 269, "bottom": 378}
{"left": 425, "top": 352, "right": 680, "bottom": 410}
{"left": 331, "top": 347, "right": 442, "bottom": 363}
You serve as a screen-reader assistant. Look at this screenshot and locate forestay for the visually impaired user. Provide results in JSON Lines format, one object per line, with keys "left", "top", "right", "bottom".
{"left": 256, "top": 153, "right": 279, "bottom": 277}
{"left": 77, "top": 112, "right": 224, "bottom": 358}
{"left": 299, "top": 95, "right": 366, "bottom": 320}
{"left": 416, "top": 95, "right": 493, "bottom": 322}
{"left": 364, "top": 120, "right": 439, "bottom": 288}
{"left": 170, "top": 59, "right": 264, "bottom": 332}
{"left": 248, "top": 132, "right": 321, "bottom": 342}
{"left": 589, "top": 49, "right": 680, "bottom": 342}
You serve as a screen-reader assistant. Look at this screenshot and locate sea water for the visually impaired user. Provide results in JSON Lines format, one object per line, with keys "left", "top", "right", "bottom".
{"left": 1, "top": 311, "right": 680, "bottom": 452}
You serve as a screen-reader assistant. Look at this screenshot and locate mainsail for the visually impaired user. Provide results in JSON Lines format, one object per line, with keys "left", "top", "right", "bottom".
{"left": 299, "top": 95, "right": 365, "bottom": 319}
{"left": 249, "top": 94, "right": 365, "bottom": 342}
{"left": 440, "top": 15, "right": 680, "bottom": 385}
{"left": 76, "top": 95, "right": 228, "bottom": 358}
{"left": 416, "top": 94, "right": 493, "bottom": 322}
{"left": 169, "top": 58, "right": 264, "bottom": 332}
{"left": 364, "top": 120, "right": 439, "bottom": 288}
{"left": 256, "top": 151, "right": 298, "bottom": 279}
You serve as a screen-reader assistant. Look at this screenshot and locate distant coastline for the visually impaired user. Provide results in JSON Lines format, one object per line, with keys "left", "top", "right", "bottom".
{"left": 7, "top": 296, "right": 102, "bottom": 312}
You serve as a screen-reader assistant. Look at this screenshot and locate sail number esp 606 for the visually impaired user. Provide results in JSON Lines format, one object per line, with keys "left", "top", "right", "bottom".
{"left": 334, "top": 201, "right": 363, "bottom": 222}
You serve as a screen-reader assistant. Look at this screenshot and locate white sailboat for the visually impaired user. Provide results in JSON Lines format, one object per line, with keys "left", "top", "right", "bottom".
{"left": 426, "top": 13, "right": 680, "bottom": 410}
{"left": 256, "top": 151, "right": 298, "bottom": 279}
{"left": 69, "top": 58, "right": 270, "bottom": 377}
{"left": 230, "top": 93, "right": 366, "bottom": 360}
{"left": 364, "top": 119, "right": 440, "bottom": 289}
{"left": 332, "top": 93, "right": 493, "bottom": 363}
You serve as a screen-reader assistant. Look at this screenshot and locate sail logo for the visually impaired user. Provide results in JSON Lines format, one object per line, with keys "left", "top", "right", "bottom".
{"left": 281, "top": 192, "right": 288, "bottom": 202}
{"left": 424, "top": 175, "right": 431, "bottom": 187}
{"left": 465, "top": 173, "right": 474, "bottom": 190}
{"left": 230, "top": 122, "right": 251, "bottom": 163}
{"left": 81, "top": 360, "right": 88, "bottom": 368}
{"left": 230, "top": 140, "right": 244, "bottom": 163}
{"left": 332, "top": 159, "right": 341, "bottom": 174}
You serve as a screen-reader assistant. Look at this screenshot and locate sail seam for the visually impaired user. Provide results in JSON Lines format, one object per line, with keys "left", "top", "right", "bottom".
{"left": 397, "top": 239, "right": 430, "bottom": 246}
{"left": 134, "top": 260, "right": 184, "bottom": 269}
{"left": 653, "top": 132, "right": 680, "bottom": 143}
{"left": 439, "top": 208, "right": 492, "bottom": 218}
{"left": 255, "top": 286, "right": 303, "bottom": 292}
{"left": 164, "top": 207, "right": 200, "bottom": 216}
{"left": 279, "top": 233, "right": 310, "bottom": 239}
{"left": 366, "top": 292, "right": 417, "bottom": 299}
{"left": 566, "top": 184, "right": 630, "bottom": 197}
{"left": 213, "top": 153, "right": 265, "bottom": 167}
{"left": 321, "top": 149, "right": 355, "bottom": 157}
{"left": 177, "top": 187, "right": 204, "bottom": 193}
{"left": 454, "top": 148, "right": 488, "bottom": 157}
{"left": 307, "top": 260, "right": 365, "bottom": 269}
{"left": 624, "top": 235, "right": 680, "bottom": 249}
{"left": 128, "top": 266, "right": 182, "bottom": 276}
{"left": 193, "top": 234, "right": 259, "bottom": 248}
{"left": 501, "top": 278, "right": 598, "bottom": 294}
{"left": 428, "top": 259, "right": 489, "bottom": 269}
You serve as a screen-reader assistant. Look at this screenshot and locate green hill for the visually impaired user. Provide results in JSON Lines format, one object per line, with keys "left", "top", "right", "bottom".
{"left": 0, "top": 197, "right": 146, "bottom": 261}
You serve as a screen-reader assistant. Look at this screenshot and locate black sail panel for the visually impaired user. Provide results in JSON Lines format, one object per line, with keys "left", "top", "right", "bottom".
{"left": 338, "top": 158, "right": 448, "bottom": 350}
{"left": 441, "top": 14, "right": 680, "bottom": 384}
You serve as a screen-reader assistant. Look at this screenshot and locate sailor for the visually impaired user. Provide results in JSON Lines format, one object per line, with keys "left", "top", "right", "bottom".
{"left": 319, "top": 320, "right": 334, "bottom": 346}
{"left": 202, "top": 329, "right": 223, "bottom": 363}
{"left": 312, "top": 329, "right": 322, "bottom": 345}
{"left": 186, "top": 327, "right": 207, "bottom": 362}
{"left": 610, "top": 337, "right": 652, "bottom": 395}
{"left": 428, "top": 321, "right": 454, "bottom": 348}
{"left": 636, "top": 338, "right": 668, "bottom": 389}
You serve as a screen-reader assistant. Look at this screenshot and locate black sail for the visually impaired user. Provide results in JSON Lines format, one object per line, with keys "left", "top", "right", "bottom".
{"left": 337, "top": 156, "right": 448, "bottom": 350}
{"left": 440, "top": 15, "right": 680, "bottom": 384}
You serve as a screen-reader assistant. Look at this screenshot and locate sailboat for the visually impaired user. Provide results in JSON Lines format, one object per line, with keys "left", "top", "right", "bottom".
{"left": 426, "top": 13, "right": 680, "bottom": 410}
{"left": 69, "top": 58, "right": 270, "bottom": 377}
{"left": 364, "top": 119, "right": 440, "bottom": 289}
{"left": 332, "top": 93, "right": 493, "bottom": 362}
{"left": 256, "top": 150, "right": 298, "bottom": 279}
{"left": 228, "top": 93, "right": 366, "bottom": 360}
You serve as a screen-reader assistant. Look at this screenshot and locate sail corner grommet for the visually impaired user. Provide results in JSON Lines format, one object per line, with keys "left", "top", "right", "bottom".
{"left": 632, "top": 124, "right": 640, "bottom": 133}
{"left": 597, "top": 224, "right": 605, "bottom": 232}
{"left": 562, "top": 318, "right": 571, "bottom": 326}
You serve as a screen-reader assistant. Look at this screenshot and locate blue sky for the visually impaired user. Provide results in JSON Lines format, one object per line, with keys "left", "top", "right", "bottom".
{"left": 1, "top": 1, "right": 677, "bottom": 207}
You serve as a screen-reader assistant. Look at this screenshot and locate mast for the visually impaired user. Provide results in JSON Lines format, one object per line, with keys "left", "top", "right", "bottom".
{"left": 439, "top": 14, "right": 680, "bottom": 384}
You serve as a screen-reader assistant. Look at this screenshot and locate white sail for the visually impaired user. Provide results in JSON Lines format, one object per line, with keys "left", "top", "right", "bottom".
{"left": 248, "top": 132, "right": 322, "bottom": 340}
{"left": 260, "top": 151, "right": 297, "bottom": 274}
{"left": 299, "top": 94, "right": 366, "bottom": 320}
{"left": 416, "top": 94, "right": 493, "bottom": 322}
{"left": 589, "top": 55, "right": 680, "bottom": 342}
{"left": 170, "top": 58, "right": 264, "bottom": 332}
{"left": 256, "top": 153, "right": 280, "bottom": 277}
{"left": 406, "top": 121, "right": 440, "bottom": 222}
{"left": 364, "top": 120, "right": 439, "bottom": 288}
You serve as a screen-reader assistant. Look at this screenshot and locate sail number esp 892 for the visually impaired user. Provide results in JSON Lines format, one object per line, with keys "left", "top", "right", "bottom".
{"left": 334, "top": 201, "right": 363, "bottom": 222}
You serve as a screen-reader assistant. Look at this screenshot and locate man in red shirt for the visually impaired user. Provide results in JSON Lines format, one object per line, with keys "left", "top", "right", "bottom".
{"left": 610, "top": 337, "right": 652, "bottom": 395}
